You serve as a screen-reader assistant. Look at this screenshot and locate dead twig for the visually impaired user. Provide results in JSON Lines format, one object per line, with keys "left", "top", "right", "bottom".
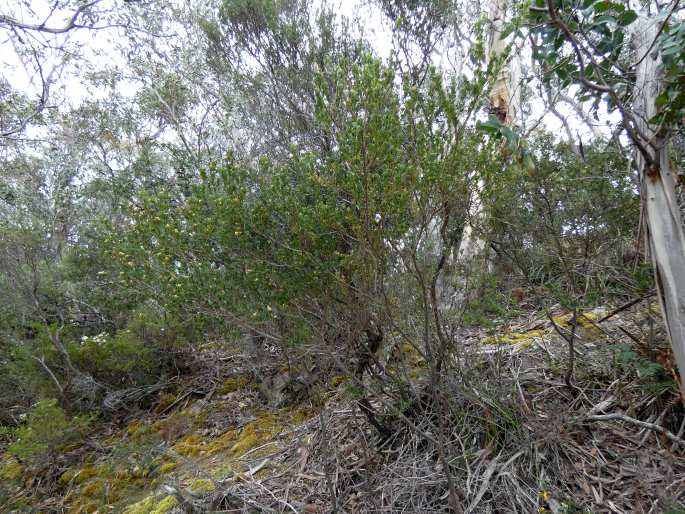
{"left": 585, "top": 412, "right": 685, "bottom": 447}
{"left": 598, "top": 294, "right": 655, "bottom": 324}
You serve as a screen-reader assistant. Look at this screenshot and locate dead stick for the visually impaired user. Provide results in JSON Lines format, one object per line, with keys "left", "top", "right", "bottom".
{"left": 586, "top": 413, "right": 685, "bottom": 447}
{"left": 598, "top": 293, "right": 655, "bottom": 323}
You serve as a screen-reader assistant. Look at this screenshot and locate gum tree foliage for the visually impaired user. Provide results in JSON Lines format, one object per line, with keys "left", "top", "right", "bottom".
{"left": 522, "top": 0, "right": 685, "bottom": 394}
{"left": 0, "top": 0, "right": 166, "bottom": 141}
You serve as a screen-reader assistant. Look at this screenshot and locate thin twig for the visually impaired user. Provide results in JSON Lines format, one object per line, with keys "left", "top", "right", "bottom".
{"left": 598, "top": 293, "right": 654, "bottom": 323}
{"left": 586, "top": 412, "right": 685, "bottom": 447}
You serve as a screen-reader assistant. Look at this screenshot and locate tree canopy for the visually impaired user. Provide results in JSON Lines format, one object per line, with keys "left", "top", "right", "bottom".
{"left": 0, "top": 1, "right": 683, "bottom": 512}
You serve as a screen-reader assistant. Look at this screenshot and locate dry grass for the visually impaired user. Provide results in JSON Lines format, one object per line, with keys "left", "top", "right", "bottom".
{"left": 187, "top": 303, "right": 685, "bottom": 513}
{"left": 6, "top": 303, "right": 683, "bottom": 514}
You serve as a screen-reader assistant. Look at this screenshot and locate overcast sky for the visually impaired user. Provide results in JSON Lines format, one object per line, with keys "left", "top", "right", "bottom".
{"left": 1, "top": 0, "right": 612, "bottom": 147}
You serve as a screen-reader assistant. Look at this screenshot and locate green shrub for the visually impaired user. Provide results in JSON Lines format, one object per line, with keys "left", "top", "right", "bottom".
{"left": 126, "top": 303, "right": 190, "bottom": 349}
{"left": 8, "top": 399, "right": 90, "bottom": 464}
{"left": 69, "top": 330, "right": 156, "bottom": 387}
{"left": 462, "top": 272, "right": 519, "bottom": 327}
{"left": 0, "top": 342, "right": 57, "bottom": 409}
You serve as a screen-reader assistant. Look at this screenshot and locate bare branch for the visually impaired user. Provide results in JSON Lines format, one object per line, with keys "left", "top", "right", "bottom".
{"left": 0, "top": 1, "right": 102, "bottom": 34}
{"left": 586, "top": 412, "right": 685, "bottom": 446}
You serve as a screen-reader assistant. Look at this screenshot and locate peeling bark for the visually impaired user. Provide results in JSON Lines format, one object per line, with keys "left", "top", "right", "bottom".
{"left": 633, "top": 15, "right": 685, "bottom": 398}
{"left": 452, "top": 0, "right": 518, "bottom": 303}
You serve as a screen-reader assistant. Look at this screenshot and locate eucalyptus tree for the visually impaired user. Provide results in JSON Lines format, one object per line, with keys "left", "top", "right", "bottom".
{"left": 525, "top": 0, "right": 685, "bottom": 395}
{"left": 454, "top": 0, "right": 522, "bottom": 287}
{"left": 0, "top": 0, "right": 165, "bottom": 143}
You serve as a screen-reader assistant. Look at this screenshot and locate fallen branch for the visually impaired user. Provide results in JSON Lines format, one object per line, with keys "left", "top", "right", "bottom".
{"left": 598, "top": 293, "right": 655, "bottom": 324}
{"left": 586, "top": 412, "right": 685, "bottom": 447}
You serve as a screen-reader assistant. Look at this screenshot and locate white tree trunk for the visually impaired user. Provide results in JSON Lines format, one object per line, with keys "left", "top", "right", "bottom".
{"left": 455, "top": 177, "right": 488, "bottom": 265}
{"left": 633, "top": 15, "right": 685, "bottom": 398}
{"left": 453, "top": 0, "right": 518, "bottom": 295}
{"left": 485, "top": 0, "right": 520, "bottom": 125}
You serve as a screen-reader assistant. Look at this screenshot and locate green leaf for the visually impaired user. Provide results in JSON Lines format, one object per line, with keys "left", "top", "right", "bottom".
{"left": 594, "top": 1, "right": 624, "bottom": 12}
{"left": 500, "top": 126, "right": 518, "bottom": 145}
{"left": 477, "top": 117, "right": 505, "bottom": 134}
{"left": 593, "top": 1, "right": 610, "bottom": 12}
{"left": 617, "top": 10, "right": 638, "bottom": 26}
{"left": 499, "top": 23, "right": 515, "bottom": 40}
{"left": 592, "top": 15, "right": 616, "bottom": 27}
{"left": 654, "top": 93, "right": 668, "bottom": 108}
{"left": 662, "top": 44, "right": 683, "bottom": 56}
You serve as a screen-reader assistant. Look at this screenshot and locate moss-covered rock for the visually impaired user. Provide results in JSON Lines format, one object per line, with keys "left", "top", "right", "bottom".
{"left": 484, "top": 329, "right": 547, "bottom": 351}
{"left": 60, "top": 465, "right": 99, "bottom": 486}
{"left": 0, "top": 456, "right": 23, "bottom": 481}
{"left": 190, "top": 478, "right": 215, "bottom": 494}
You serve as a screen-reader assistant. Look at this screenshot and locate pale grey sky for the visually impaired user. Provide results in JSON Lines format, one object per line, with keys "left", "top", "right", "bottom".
{"left": 1, "top": 0, "right": 612, "bottom": 146}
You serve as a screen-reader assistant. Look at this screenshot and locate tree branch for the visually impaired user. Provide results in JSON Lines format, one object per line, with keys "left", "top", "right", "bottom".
{"left": 586, "top": 412, "right": 685, "bottom": 446}
{"left": 0, "top": 1, "right": 102, "bottom": 34}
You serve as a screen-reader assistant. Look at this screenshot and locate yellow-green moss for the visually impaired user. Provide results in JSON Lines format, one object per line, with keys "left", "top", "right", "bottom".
{"left": 123, "top": 495, "right": 155, "bottom": 514}
{"left": 292, "top": 408, "right": 316, "bottom": 425}
{"left": 130, "top": 465, "right": 147, "bottom": 479}
{"left": 230, "top": 416, "right": 282, "bottom": 457}
{"left": 219, "top": 374, "right": 251, "bottom": 394}
{"left": 393, "top": 342, "right": 427, "bottom": 368}
{"left": 81, "top": 480, "right": 104, "bottom": 498}
{"left": 173, "top": 434, "right": 205, "bottom": 457}
{"left": 121, "top": 494, "right": 176, "bottom": 514}
{"left": 127, "top": 420, "right": 145, "bottom": 436}
{"left": 151, "top": 495, "right": 178, "bottom": 514}
{"left": 70, "top": 500, "right": 99, "bottom": 514}
{"left": 552, "top": 311, "right": 602, "bottom": 335}
{"left": 0, "top": 457, "right": 23, "bottom": 481}
{"left": 190, "top": 478, "right": 215, "bottom": 494}
{"left": 158, "top": 461, "right": 178, "bottom": 474}
{"left": 60, "top": 465, "right": 99, "bottom": 486}
{"left": 649, "top": 302, "right": 661, "bottom": 316}
{"left": 212, "top": 464, "right": 234, "bottom": 480}
{"left": 205, "top": 429, "right": 237, "bottom": 454}
{"left": 230, "top": 425, "right": 260, "bottom": 456}
{"left": 330, "top": 375, "right": 349, "bottom": 387}
{"left": 485, "top": 329, "right": 546, "bottom": 350}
